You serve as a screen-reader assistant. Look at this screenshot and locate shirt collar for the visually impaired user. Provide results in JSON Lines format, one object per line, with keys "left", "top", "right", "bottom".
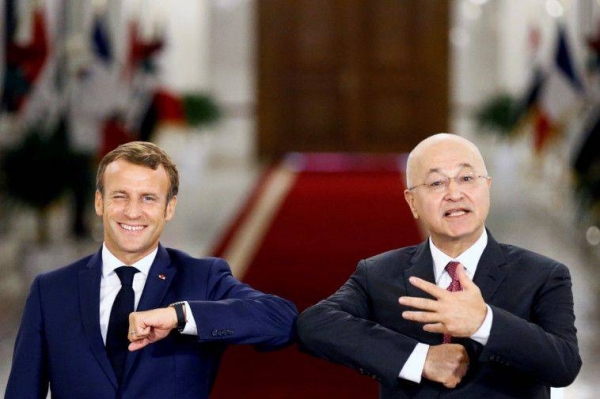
{"left": 101, "top": 244, "right": 158, "bottom": 278}
{"left": 429, "top": 229, "right": 488, "bottom": 283}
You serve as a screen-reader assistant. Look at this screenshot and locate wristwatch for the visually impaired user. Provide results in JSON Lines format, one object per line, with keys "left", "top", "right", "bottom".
{"left": 170, "top": 302, "right": 187, "bottom": 332}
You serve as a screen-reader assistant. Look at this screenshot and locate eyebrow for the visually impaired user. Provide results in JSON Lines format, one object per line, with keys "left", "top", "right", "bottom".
{"left": 426, "top": 163, "right": 475, "bottom": 175}
{"left": 108, "top": 190, "right": 160, "bottom": 197}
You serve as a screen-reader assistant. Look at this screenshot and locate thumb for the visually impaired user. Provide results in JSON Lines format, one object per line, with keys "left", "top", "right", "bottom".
{"left": 128, "top": 340, "right": 148, "bottom": 352}
{"left": 456, "top": 263, "right": 472, "bottom": 289}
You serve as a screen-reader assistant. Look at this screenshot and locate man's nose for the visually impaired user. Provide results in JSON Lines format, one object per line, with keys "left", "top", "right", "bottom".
{"left": 124, "top": 200, "right": 142, "bottom": 217}
{"left": 445, "top": 178, "right": 464, "bottom": 198}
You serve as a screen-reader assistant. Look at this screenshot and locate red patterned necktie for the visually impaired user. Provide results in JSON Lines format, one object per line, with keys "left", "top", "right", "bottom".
{"left": 443, "top": 261, "right": 462, "bottom": 343}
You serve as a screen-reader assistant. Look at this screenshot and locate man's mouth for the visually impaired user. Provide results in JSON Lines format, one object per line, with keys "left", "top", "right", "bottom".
{"left": 444, "top": 208, "right": 469, "bottom": 218}
{"left": 119, "top": 223, "right": 145, "bottom": 231}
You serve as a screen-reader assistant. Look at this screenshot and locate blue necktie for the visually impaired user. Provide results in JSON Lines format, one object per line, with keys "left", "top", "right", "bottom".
{"left": 106, "top": 266, "right": 139, "bottom": 384}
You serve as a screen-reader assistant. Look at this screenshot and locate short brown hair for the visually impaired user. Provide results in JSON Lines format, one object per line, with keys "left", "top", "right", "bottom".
{"left": 96, "top": 141, "right": 179, "bottom": 202}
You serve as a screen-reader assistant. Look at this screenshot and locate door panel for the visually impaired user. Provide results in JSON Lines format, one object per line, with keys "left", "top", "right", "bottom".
{"left": 258, "top": 0, "right": 449, "bottom": 158}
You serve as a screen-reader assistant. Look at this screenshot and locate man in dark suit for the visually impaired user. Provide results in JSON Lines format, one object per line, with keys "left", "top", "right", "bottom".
{"left": 6, "top": 141, "right": 297, "bottom": 399}
{"left": 296, "top": 133, "right": 581, "bottom": 398}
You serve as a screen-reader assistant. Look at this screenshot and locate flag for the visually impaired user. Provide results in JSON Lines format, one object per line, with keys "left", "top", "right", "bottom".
{"left": 572, "top": 107, "right": 600, "bottom": 178}
{"left": 534, "top": 25, "right": 583, "bottom": 153}
{"left": 124, "top": 20, "right": 163, "bottom": 80}
{"left": 571, "top": 107, "right": 600, "bottom": 223}
{"left": 587, "top": 20, "right": 600, "bottom": 73}
{"left": 1, "top": 2, "right": 49, "bottom": 113}
{"left": 99, "top": 114, "right": 134, "bottom": 159}
{"left": 512, "top": 67, "right": 545, "bottom": 127}
{"left": 122, "top": 19, "right": 165, "bottom": 139}
{"left": 18, "top": 0, "right": 70, "bottom": 129}
{"left": 92, "top": 14, "right": 112, "bottom": 63}
{"left": 69, "top": 10, "right": 124, "bottom": 153}
{"left": 138, "top": 88, "right": 185, "bottom": 141}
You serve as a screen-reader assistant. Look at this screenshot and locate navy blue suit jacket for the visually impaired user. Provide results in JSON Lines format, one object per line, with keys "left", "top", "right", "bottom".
{"left": 6, "top": 244, "right": 297, "bottom": 399}
{"left": 297, "top": 232, "right": 581, "bottom": 398}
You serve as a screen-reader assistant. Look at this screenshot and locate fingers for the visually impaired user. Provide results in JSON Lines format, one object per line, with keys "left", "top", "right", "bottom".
{"left": 422, "top": 322, "right": 445, "bottom": 334}
{"left": 127, "top": 322, "right": 153, "bottom": 351}
{"left": 128, "top": 312, "right": 151, "bottom": 343}
{"left": 399, "top": 288, "right": 444, "bottom": 327}
{"left": 455, "top": 264, "right": 472, "bottom": 290}
{"left": 399, "top": 296, "right": 438, "bottom": 311}
{"left": 127, "top": 326, "right": 150, "bottom": 342}
{"left": 402, "top": 308, "right": 440, "bottom": 323}
{"left": 128, "top": 339, "right": 150, "bottom": 352}
{"left": 402, "top": 312, "right": 447, "bottom": 334}
{"left": 398, "top": 277, "right": 448, "bottom": 312}
{"left": 407, "top": 277, "right": 448, "bottom": 298}
{"left": 423, "top": 344, "right": 469, "bottom": 388}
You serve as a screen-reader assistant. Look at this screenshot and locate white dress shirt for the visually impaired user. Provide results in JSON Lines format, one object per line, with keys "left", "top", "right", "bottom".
{"left": 99, "top": 244, "right": 197, "bottom": 344}
{"left": 398, "top": 230, "right": 494, "bottom": 383}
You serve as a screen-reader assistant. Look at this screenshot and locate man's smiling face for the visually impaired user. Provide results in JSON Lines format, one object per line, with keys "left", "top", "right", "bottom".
{"left": 95, "top": 159, "right": 177, "bottom": 265}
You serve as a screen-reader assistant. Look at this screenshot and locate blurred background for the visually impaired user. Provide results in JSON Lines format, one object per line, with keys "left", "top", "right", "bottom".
{"left": 1, "top": 0, "right": 599, "bottom": 397}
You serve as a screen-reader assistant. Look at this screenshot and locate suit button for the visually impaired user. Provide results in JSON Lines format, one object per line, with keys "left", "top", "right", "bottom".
{"left": 211, "top": 330, "right": 220, "bottom": 337}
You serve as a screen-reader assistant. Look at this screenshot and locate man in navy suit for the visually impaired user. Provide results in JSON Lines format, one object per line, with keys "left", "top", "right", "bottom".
{"left": 297, "top": 133, "right": 581, "bottom": 398}
{"left": 6, "top": 141, "right": 297, "bottom": 399}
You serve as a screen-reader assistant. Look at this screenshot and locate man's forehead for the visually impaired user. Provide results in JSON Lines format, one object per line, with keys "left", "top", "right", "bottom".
{"left": 425, "top": 163, "right": 475, "bottom": 175}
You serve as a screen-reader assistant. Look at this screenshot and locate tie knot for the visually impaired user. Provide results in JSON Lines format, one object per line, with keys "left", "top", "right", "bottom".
{"left": 115, "top": 266, "right": 139, "bottom": 287}
{"left": 445, "top": 261, "right": 460, "bottom": 281}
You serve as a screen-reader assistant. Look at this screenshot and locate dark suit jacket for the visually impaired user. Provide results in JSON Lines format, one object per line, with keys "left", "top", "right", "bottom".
{"left": 297, "top": 231, "right": 581, "bottom": 398}
{"left": 6, "top": 244, "right": 297, "bottom": 399}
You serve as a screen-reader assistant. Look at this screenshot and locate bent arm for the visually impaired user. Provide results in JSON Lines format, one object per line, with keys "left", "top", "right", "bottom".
{"left": 192, "top": 258, "right": 297, "bottom": 350}
{"left": 482, "top": 264, "right": 581, "bottom": 386}
{"left": 296, "top": 261, "right": 419, "bottom": 388}
{"left": 5, "top": 276, "right": 49, "bottom": 399}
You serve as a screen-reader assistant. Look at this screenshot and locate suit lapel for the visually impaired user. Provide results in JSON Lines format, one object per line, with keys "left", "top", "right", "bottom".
{"left": 123, "top": 245, "right": 176, "bottom": 382}
{"left": 403, "top": 240, "right": 441, "bottom": 344}
{"left": 78, "top": 248, "right": 119, "bottom": 389}
{"left": 135, "top": 245, "right": 176, "bottom": 312}
{"left": 404, "top": 240, "right": 436, "bottom": 299}
{"left": 472, "top": 232, "right": 509, "bottom": 302}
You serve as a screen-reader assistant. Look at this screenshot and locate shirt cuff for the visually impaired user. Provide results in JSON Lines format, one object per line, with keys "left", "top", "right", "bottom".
{"left": 180, "top": 301, "right": 198, "bottom": 335}
{"left": 470, "top": 304, "right": 493, "bottom": 345}
{"left": 398, "top": 343, "right": 429, "bottom": 383}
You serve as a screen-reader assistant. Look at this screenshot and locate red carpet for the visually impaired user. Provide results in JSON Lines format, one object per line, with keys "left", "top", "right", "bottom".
{"left": 210, "top": 153, "right": 422, "bottom": 398}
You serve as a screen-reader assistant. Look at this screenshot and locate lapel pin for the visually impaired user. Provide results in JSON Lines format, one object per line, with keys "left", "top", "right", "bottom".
{"left": 158, "top": 274, "right": 166, "bottom": 280}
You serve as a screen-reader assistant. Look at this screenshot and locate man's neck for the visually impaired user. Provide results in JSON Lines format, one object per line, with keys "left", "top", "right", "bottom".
{"left": 431, "top": 230, "right": 485, "bottom": 259}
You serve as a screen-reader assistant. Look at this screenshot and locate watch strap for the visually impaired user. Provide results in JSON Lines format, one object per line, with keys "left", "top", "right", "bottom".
{"left": 170, "top": 302, "right": 186, "bottom": 333}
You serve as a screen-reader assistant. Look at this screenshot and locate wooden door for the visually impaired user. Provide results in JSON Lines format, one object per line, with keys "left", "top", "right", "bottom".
{"left": 257, "top": 0, "right": 449, "bottom": 158}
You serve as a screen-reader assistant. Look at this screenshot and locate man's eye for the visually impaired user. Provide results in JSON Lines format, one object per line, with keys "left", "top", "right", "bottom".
{"left": 143, "top": 196, "right": 157, "bottom": 202}
{"left": 428, "top": 180, "right": 444, "bottom": 188}
{"left": 460, "top": 175, "right": 474, "bottom": 183}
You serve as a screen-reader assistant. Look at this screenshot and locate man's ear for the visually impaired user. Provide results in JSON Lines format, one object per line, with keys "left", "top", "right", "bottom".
{"left": 165, "top": 196, "right": 177, "bottom": 221}
{"left": 95, "top": 191, "right": 103, "bottom": 216}
{"left": 404, "top": 190, "right": 419, "bottom": 219}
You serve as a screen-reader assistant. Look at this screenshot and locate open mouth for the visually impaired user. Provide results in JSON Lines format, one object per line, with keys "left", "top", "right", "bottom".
{"left": 119, "top": 223, "right": 145, "bottom": 232}
{"left": 444, "top": 208, "right": 470, "bottom": 218}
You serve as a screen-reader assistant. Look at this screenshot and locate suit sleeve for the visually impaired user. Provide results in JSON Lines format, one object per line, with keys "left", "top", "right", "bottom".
{"left": 189, "top": 258, "right": 297, "bottom": 350}
{"left": 296, "top": 260, "right": 419, "bottom": 388}
{"left": 5, "top": 276, "right": 49, "bottom": 399}
{"left": 483, "top": 262, "right": 581, "bottom": 387}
